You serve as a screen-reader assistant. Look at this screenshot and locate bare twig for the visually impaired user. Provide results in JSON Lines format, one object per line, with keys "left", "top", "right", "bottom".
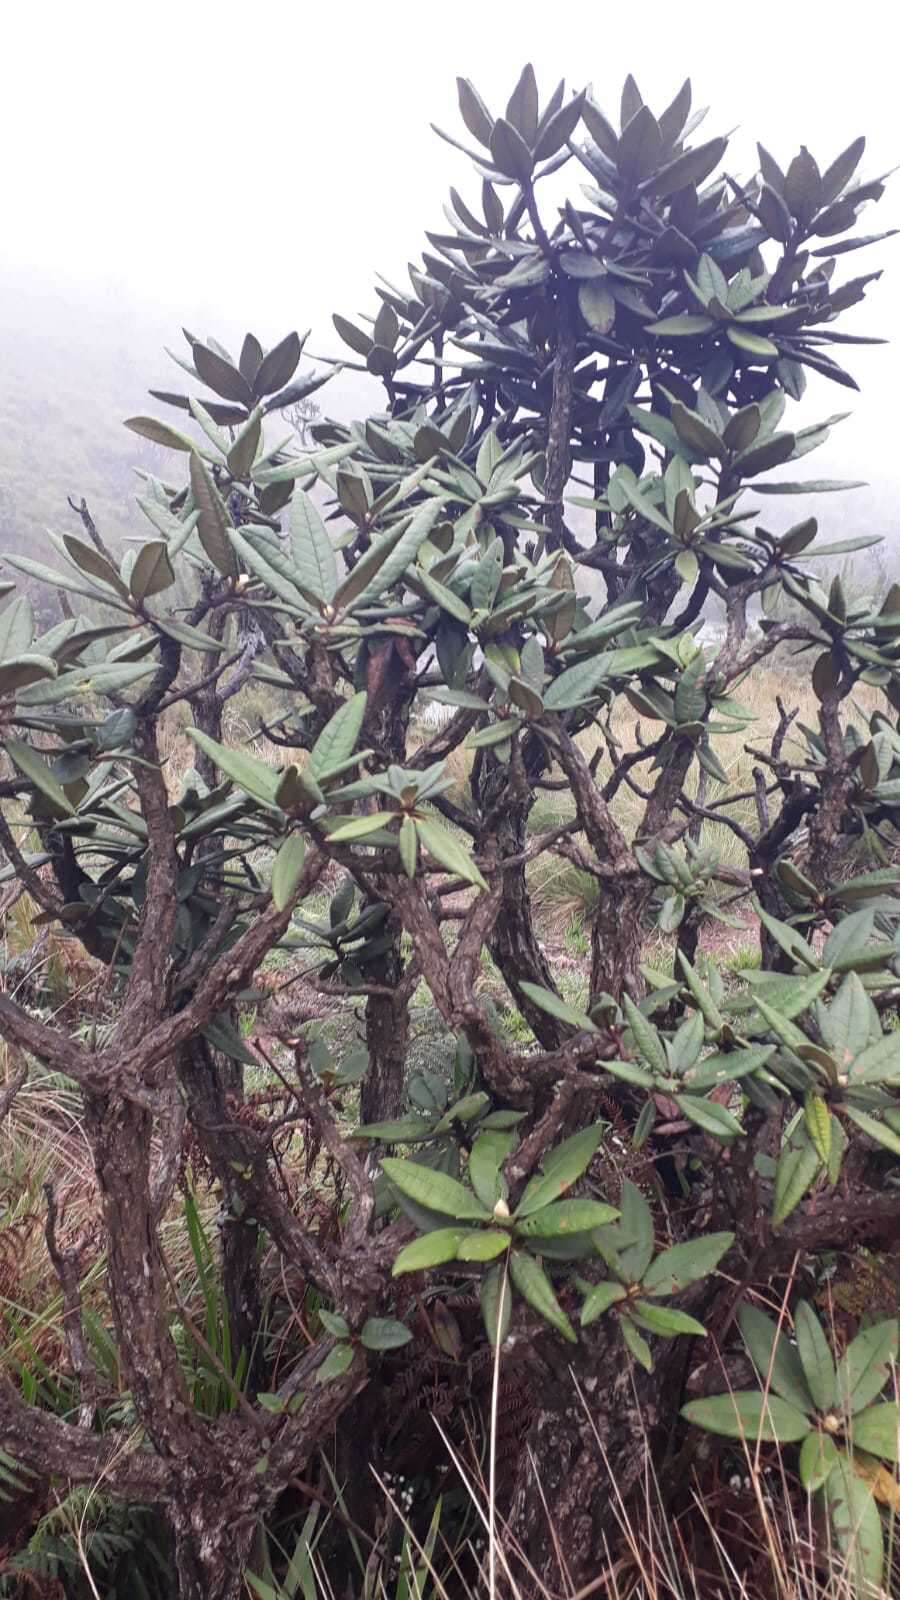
{"left": 44, "top": 1184, "right": 99, "bottom": 1427}
{"left": 67, "top": 497, "right": 117, "bottom": 566}
{"left": 0, "top": 808, "right": 62, "bottom": 914}
{"left": 0, "top": 1055, "right": 28, "bottom": 1121}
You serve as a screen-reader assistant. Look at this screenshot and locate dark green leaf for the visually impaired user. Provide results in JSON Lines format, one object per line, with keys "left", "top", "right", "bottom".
{"left": 795, "top": 1301, "right": 836, "bottom": 1413}
{"left": 356, "top": 1117, "right": 434, "bottom": 1143}
{"left": 825, "top": 1460, "right": 884, "bottom": 1594}
{"left": 682, "top": 1392, "right": 812, "bottom": 1443}
{"left": 156, "top": 620, "right": 227, "bottom": 654}
{"left": 457, "top": 77, "right": 494, "bottom": 147}
{"left": 19, "top": 659, "right": 155, "bottom": 704}
{"left": 490, "top": 118, "right": 534, "bottom": 181}
{"left": 194, "top": 343, "right": 253, "bottom": 407}
{"left": 534, "top": 92, "right": 586, "bottom": 161}
{"left": 416, "top": 817, "right": 487, "bottom": 891}
{"left": 227, "top": 411, "right": 262, "bottom": 478}
{"left": 381, "top": 1159, "right": 491, "bottom": 1222}
{"left": 360, "top": 1317, "right": 412, "bottom": 1352}
{"left": 185, "top": 729, "right": 279, "bottom": 808}
{"left": 543, "top": 654, "right": 611, "bottom": 711}
{"left": 125, "top": 415, "right": 197, "bottom": 453}
{"left": 799, "top": 1430, "right": 840, "bottom": 1493}
{"left": 736, "top": 434, "right": 796, "bottom": 477}
{"left": 517, "top": 981, "right": 597, "bottom": 1033}
{"left": 578, "top": 280, "right": 616, "bottom": 333}
{"left": 468, "top": 1130, "right": 514, "bottom": 1212}
{"left": 327, "top": 811, "right": 396, "bottom": 842}
{"left": 643, "top": 1233, "right": 733, "bottom": 1296}
{"left": 836, "top": 1321, "right": 898, "bottom": 1416}
{"left": 647, "top": 314, "right": 716, "bottom": 337}
{"left": 315, "top": 1344, "right": 354, "bottom": 1384}
{"left": 772, "top": 1127, "right": 821, "bottom": 1227}
{"left": 617, "top": 105, "right": 662, "bottom": 184}
{"left": 456, "top": 1230, "right": 510, "bottom": 1262}
{"left": 517, "top": 1200, "right": 618, "bottom": 1237}
{"left": 620, "top": 1314, "right": 653, "bottom": 1370}
{"left": 852, "top": 1402, "right": 900, "bottom": 1462}
{"left": 398, "top": 815, "right": 418, "bottom": 878}
{"left": 470, "top": 536, "right": 505, "bottom": 612}
{"left": 482, "top": 1262, "right": 512, "bottom": 1346}
{"left": 308, "top": 692, "right": 368, "bottom": 781}
{"left": 642, "top": 137, "right": 726, "bottom": 198}
{"left": 62, "top": 536, "right": 129, "bottom": 600}
{"left": 726, "top": 327, "right": 779, "bottom": 360}
{"left": 516, "top": 1126, "right": 604, "bottom": 1219}
{"left": 318, "top": 1310, "right": 349, "bottom": 1338}
{"left": 254, "top": 332, "right": 302, "bottom": 397}
{"left": 239, "top": 333, "right": 263, "bottom": 382}
{"left": 0, "top": 654, "right": 58, "bottom": 692}
{"left": 580, "top": 1281, "right": 626, "bottom": 1325}
{"left": 674, "top": 1094, "right": 743, "bottom": 1141}
{"left": 506, "top": 63, "right": 539, "bottom": 143}
{"left": 332, "top": 315, "right": 373, "bottom": 358}
{"left": 334, "top": 500, "right": 444, "bottom": 611}
{"left": 623, "top": 994, "right": 668, "bottom": 1076}
{"left": 130, "top": 541, "right": 175, "bottom": 603}
{"left": 844, "top": 1105, "right": 900, "bottom": 1156}
{"left": 189, "top": 455, "right": 239, "bottom": 579}
{"left": 0, "top": 596, "right": 33, "bottom": 657}
{"left": 6, "top": 739, "right": 76, "bottom": 817}
{"left": 271, "top": 834, "right": 307, "bottom": 910}
{"left": 508, "top": 1251, "right": 576, "bottom": 1343}
{"left": 582, "top": 96, "right": 618, "bottom": 160}
{"left": 632, "top": 1301, "right": 708, "bottom": 1338}
{"left": 393, "top": 1229, "right": 469, "bottom": 1274}
{"left": 670, "top": 402, "right": 721, "bottom": 457}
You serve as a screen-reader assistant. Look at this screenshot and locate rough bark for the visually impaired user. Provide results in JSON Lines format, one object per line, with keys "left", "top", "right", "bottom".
{"left": 552, "top": 727, "right": 650, "bottom": 1006}
{"left": 85, "top": 1095, "right": 201, "bottom": 1455}
{"left": 492, "top": 836, "right": 565, "bottom": 1047}
{"left": 507, "top": 1303, "right": 712, "bottom": 1597}
{"left": 357, "top": 648, "right": 418, "bottom": 1122}
{"left": 172, "top": 1487, "right": 257, "bottom": 1600}
{"left": 806, "top": 691, "right": 854, "bottom": 886}
{"left": 185, "top": 1038, "right": 263, "bottom": 1378}
{"left": 190, "top": 608, "right": 230, "bottom": 790}
{"left": 543, "top": 286, "right": 576, "bottom": 556}
{"left": 361, "top": 936, "right": 409, "bottom": 1124}
{"left": 506, "top": 1338, "right": 665, "bottom": 1593}
{"left": 589, "top": 874, "right": 648, "bottom": 1002}
{"left": 474, "top": 742, "right": 565, "bottom": 1051}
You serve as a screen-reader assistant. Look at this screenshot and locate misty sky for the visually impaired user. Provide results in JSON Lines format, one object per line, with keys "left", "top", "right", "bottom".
{"left": 4, "top": 1, "right": 898, "bottom": 538}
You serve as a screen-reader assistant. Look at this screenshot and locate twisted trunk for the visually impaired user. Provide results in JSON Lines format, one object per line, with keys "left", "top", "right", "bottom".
{"left": 361, "top": 934, "right": 409, "bottom": 1124}
{"left": 172, "top": 1489, "right": 257, "bottom": 1600}
{"left": 87, "top": 1095, "right": 261, "bottom": 1596}
{"left": 183, "top": 611, "right": 264, "bottom": 1369}
{"left": 86, "top": 1097, "right": 199, "bottom": 1448}
{"left": 590, "top": 874, "right": 647, "bottom": 1002}
{"left": 491, "top": 833, "right": 564, "bottom": 1049}
{"left": 182, "top": 1040, "right": 262, "bottom": 1380}
{"left": 360, "top": 649, "right": 417, "bottom": 1121}
{"left": 474, "top": 741, "right": 566, "bottom": 1050}
{"left": 506, "top": 1319, "right": 700, "bottom": 1595}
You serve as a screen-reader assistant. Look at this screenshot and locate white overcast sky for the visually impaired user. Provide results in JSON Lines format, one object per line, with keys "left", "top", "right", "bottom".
{"left": 3, "top": 0, "right": 898, "bottom": 534}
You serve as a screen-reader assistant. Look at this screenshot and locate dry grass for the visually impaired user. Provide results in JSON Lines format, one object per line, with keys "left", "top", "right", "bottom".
{"left": 314, "top": 1360, "right": 898, "bottom": 1600}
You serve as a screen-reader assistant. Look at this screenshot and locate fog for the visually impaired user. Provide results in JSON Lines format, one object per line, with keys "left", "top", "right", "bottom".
{"left": 2, "top": 0, "right": 898, "bottom": 548}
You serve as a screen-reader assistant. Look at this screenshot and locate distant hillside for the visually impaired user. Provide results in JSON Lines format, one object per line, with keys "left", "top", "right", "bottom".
{"left": 0, "top": 265, "right": 350, "bottom": 559}
{"left": 0, "top": 267, "right": 166, "bottom": 553}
